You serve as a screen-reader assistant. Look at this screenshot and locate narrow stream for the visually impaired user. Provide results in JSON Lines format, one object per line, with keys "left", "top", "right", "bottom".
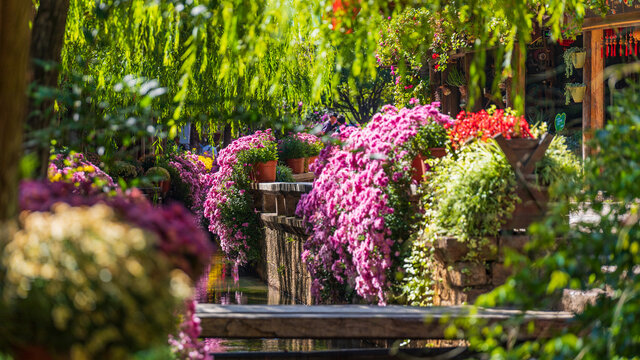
{"left": 195, "top": 252, "right": 371, "bottom": 353}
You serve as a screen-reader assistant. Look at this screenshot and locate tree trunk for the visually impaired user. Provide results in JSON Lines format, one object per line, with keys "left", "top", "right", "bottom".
{"left": 27, "top": 0, "right": 71, "bottom": 178}
{"left": 223, "top": 123, "right": 232, "bottom": 148}
{"left": 0, "top": 0, "right": 33, "bottom": 221}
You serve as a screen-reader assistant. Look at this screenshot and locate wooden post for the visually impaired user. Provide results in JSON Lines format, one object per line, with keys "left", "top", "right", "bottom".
{"left": 508, "top": 44, "right": 526, "bottom": 115}
{"left": 582, "top": 29, "right": 604, "bottom": 159}
{"left": 0, "top": 0, "right": 32, "bottom": 221}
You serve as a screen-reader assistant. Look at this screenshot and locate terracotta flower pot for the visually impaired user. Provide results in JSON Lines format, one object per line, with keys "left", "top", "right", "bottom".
{"left": 571, "top": 51, "right": 586, "bottom": 69}
{"left": 569, "top": 85, "right": 586, "bottom": 103}
{"left": 428, "top": 147, "right": 447, "bottom": 158}
{"left": 159, "top": 179, "right": 170, "bottom": 193}
{"left": 252, "top": 160, "right": 277, "bottom": 182}
{"left": 285, "top": 158, "right": 305, "bottom": 174}
{"left": 411, "top": 148, "right": 447, "bottom": 183}
{"left": 411, "top": 154, "right": 428, "bottom": 183}
{"left": 305, "top": 156, "right": 318, "bottom": 172}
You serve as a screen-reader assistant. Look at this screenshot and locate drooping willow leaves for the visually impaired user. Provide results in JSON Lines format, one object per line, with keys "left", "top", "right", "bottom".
{"left": 59, "top": 0, "right": 612, "bottom": 140}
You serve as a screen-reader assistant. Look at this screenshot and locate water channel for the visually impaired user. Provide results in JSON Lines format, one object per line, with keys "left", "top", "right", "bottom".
{"left": 195, "top": 251, "right": 377, "bottom": 354}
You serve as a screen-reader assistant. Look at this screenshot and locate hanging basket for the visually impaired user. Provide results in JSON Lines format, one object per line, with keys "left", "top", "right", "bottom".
{"left": 569, "top": 85, "right": 586, "bottom": 103}
{"left": 571, "top": 51, "right": 586, "bottom": 69}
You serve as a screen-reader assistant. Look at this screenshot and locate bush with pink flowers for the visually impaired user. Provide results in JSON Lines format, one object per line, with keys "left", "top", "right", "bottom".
{"left": 47, "top": 152, "right": 115, "bottom": 192}
{"left": 203, "top": 130, "right": 277, "bottom": 268}
{"left": 168, "top": 151, "right": 215, "bottom": 222}
{"left": 296, "top": 103, "right": 452, "bottom": 304}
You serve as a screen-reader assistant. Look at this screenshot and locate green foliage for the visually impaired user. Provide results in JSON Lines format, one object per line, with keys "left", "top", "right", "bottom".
{"left": 457, "top": 81, "right": 640, "bottom": 360}
{"left": 158, "top": 157, "right": 193, "bottom": 209}
{"left": 446, "top": 67, "right": 466, "bottom": 87}
{"left": 411, "top": 122, "right": 450, "bottom": 156}
{"left": 534, "top": 131, "right": 582, "bottom": 188}
{"left": 565, "top": 83, "right": 586, "bottom": 105}
{"left": 399, "top": 234, "right": 435, "bottom": 306}
{"left": 279, "top": 137, "right": 307, "bottom": 160}
{"left": 145, "top": 166, "right": 171, "bottom": 182}
{"left": 110, "top": 160, "right": 138, "bottom": 181}
{"left": 27, "top": 70, "right": 167, "bottom": 164}
{"left": 563, "top": 47, "right": 586, "bottom": 78}
{"left": 237, "top": 142, "right": 278, "bottom": 164}
{"left": 276, "top": 164, "right": 295, "bottom": 182}
{"left": 61, "top": 0, "right": 334, "bottom": 139}
{"left": 426, "top": 141, "right": 519, "bottom": 241}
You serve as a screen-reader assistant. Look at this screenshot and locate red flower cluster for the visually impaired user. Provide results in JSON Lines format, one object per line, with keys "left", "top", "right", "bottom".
{"left": 449, "top": 109, "right": 534, "bottom": 148}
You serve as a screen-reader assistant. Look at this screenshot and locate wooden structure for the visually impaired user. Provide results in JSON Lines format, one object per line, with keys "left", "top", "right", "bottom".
{"left": 196, "top": 304, "right": 572, "bottom": 340}
{"left": 582, "top": 6, "right": 640, "bottom": 156}
{"left": 495, "top": 133, "right": 554, "bottom": 229}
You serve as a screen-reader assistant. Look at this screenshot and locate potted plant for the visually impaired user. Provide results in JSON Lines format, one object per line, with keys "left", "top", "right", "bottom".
{"left": 565, "top": 83, "right": 586, "bottom": 104}
{"left": 289, "top": 132, "right": 323, "bottom": 172}
{"left": 146, "top": 166, "right": 171, "bottom": 193}
{"left": 279, "top": 136, "right": 307, "bottom": 174}
{"left": 411, "top": 120, "right": 450, "bottom": 182}
{"left": 240, "top": 137, "right": 278, "bottom": 182}
{"left": 446, "top": 66, "right": 467, "bottom": 101}
{"left": 563, "top": 47, "right": 586, "bottom": 77}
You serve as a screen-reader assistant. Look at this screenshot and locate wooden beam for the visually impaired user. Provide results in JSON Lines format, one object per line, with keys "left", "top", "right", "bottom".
{"left": 583, "top": 11, "right": 640, "bottom": 30}
{"left": 582, "top": 29, "right": 604, "bottom": 158}
{"left": 196, "top": 304, "right": 573, "bottom": 340}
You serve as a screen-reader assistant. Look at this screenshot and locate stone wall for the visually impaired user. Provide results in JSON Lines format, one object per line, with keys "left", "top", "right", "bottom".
{"left": 252, "top": 183, "right": 314, "bottom": 305}
{"left": 431, "top": 235, "right": 529, "bottom": 306}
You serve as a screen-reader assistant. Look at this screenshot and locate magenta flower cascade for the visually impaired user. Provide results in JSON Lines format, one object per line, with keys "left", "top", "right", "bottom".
{"left": 203, "top": 129, "right": 275, "bottom": 267}
{"left": 169, "top": 151, "right": 215, "bottom": 222}
{"left": 296, "top": 103, "right": 452, "bottom": 305}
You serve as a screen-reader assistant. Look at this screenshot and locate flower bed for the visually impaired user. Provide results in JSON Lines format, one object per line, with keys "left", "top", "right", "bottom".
{"left": 19, "top": 180, "right": 213, "bottom": 280}
{"left": 296, "top": 103, "right": 452, "bottom": 305}
{"left": 48, "top": 152, "right": 115, "bottom": 192}
{"left": 203, "top": 129, "right": 277, "bottom": 268}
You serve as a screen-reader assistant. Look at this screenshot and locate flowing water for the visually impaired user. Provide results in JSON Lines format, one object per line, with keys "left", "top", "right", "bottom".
{"left": 195, "top": 252, "right": 371, "bottom": 353}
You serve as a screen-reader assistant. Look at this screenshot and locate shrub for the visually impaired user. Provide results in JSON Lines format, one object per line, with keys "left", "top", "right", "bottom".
{"left": 278, "top": 136, "right": 307, "bottom": 160}
{"left": 146, "top": 166, "right": 171, "bottom": 181}
{"left": 110, "top": 160, "right": 138, "bottom": 181}
{"left": 19, "top": 180, "right": 213, "bottom": 280}
{"left": 0, "top": 204, "right": 191, "bottom": 359}
{"left": 276, "top": 164, "right": 295, "bottom": 182}
{"left": 292, "top": 132, "right": 323, "bottom": 157}
{"left": 167, "top": 152, "right": 215, "bottom": 223}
